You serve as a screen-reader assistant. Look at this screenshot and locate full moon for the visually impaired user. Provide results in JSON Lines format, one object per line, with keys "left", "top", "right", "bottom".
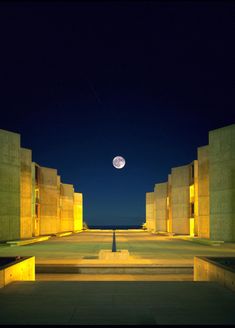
{"left": 112, "top": 156, "right": 126, "bottom": 169}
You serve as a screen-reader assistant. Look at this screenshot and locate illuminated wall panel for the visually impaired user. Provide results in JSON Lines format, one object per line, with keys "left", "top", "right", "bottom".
{"left": 146, "top": 192, "right": 155, "bottom": 232}
{"left": 154, "top": 182, "right": 168, "bottom": 232}
{"left": 197, "top": 145, "right": 210, "bottom": 238}
{"left": 38, "top": 166, "right": 59, "bottom": 235}
{"left": 60, "top": 183, "right": 74, "bottom": 232}
{"left": 74, "top": 192, "right": 83, "bottom": 231}
{"left": 171, "top": 164, "right": 191, "bottom": 234}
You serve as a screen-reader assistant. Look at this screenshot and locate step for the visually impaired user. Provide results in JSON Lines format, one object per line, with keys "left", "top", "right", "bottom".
{"left": 36, "top": 264, "right": 193, "bottom": 274}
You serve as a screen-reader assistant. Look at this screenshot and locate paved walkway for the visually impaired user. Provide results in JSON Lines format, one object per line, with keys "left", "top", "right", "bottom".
{"left": 1, "top": 280, "right": 235, "bottom": 325}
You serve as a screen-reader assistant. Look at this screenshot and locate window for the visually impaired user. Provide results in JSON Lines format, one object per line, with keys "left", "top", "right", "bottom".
{"left": 191, "top": 164, "right": 194, "bottom": 179}
{"left": 35, "top": 166, "right": 39, "bottom": 183}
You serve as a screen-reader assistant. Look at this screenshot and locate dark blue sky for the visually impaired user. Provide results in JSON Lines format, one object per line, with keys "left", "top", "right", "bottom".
{"left": 0, "top": 2, "right": 234, "bottom": 226}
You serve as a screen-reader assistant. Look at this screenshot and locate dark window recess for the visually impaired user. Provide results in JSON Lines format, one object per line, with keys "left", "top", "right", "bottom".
{"left": 190, "top": 203, "right": 194, "bottom": 217}
{"left": 35, "top": 166, "right": 39, "bottom": 182}
{"left": 191, "top": 164, "right": 194, "bottom": 179}
{"left": 35, "top": 204, "right": 39, "bottom": 217}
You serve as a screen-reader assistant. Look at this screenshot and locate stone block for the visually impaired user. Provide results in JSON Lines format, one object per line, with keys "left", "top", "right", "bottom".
{"left": 98, "top": 250, "right": 130, "bottom": 261}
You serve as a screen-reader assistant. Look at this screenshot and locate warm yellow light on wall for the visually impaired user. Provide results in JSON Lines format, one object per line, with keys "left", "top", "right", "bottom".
{"left": 190, "top": 218, "right": 194, "bottom": 236}
{"left": 166, "top": 196, "right": 169, "bottom": 209}
{"left": 189, "top": 184, "right": 194, "bottom": 202}
{"left": 167, "top": 219, "right": 170, "bottom": 232}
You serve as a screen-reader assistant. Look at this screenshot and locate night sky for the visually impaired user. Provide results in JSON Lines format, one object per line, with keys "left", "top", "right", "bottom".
{"left": 0, "top": 2, "right": 234, "bottom": 226}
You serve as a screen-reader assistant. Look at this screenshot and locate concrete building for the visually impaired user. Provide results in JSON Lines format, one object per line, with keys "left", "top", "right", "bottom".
{"left": 0, "top": 128, "right": 83, "bottom": 242}
{"left": 146, "top": 123, "right": 235, "bottom": 242}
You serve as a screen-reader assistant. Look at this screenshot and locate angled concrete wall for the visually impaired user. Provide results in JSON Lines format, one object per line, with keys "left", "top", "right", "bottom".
{"left": 154, "top": 182, "right": 168, "bottom": 232}
{"left": 60, "top": 183, "right": 74, "bottom": 232}
{"left": 171, "top": 164, "right": 190, "bottom": 234}
{"left": 74, "top": 192, "right": 83, "bottom": 231}
{"left": 197, "top": 145, "right": 210, "bottom": 238}
{"left": 56, "top": 175, "right": 61, "bottom": 233}
{"left": 146, "top": 192, "right": 155, "bottom": 232}
{"left": 0, "top": 129, "right": 20, "bottom": 241}
{"left": 20, "top": 148, "right": 32, "bottom": 238}
{"left": 38, "top": 166, "right": 59, "bottom": 235}
{"left": 209, "top": 124, "right": 235, "bottom": 241}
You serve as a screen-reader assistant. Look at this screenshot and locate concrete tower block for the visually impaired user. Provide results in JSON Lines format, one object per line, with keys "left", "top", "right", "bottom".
{"left": 20, "top": 148, "right": 32, "bottom": 238}
{"left": 171, "top": 164, "right": 190, "bottom": 234}
{"left": 209, "top": 124, "right": 235, "bottom": 241}
{"left": 154, "top": 182, "right": 168, "bottom": 232}
{"left": 0, "top": 129, "right": 21, "bottom": 241}
{"left": 39, "top": 166, "right": 59, "bottom": 235}
{"left": 197, "top": 145, "right": 210, "bottom": 238}
{"left": 60, "top": 183, "right": 74, "bottom": 232}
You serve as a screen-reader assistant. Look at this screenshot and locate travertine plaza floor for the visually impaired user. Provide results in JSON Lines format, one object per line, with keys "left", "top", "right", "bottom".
{"left": 1, "top": 230, "right": 235, "bottom": 265}
{"left": 1, "top": 230, "right": 235, "bottom": 325}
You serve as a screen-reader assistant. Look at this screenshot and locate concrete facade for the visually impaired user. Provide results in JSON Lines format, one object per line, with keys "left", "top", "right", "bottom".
{"left": 209, "top": 124, "right": 235, "bottom": 241}
{"left": 0, "top": 129, "right": 20, "bottom": 241}
{"left": 154, "top": 182, "right": 168, "bottom": 232}
{"left": 146, "top": 124, "right": 235, "bottom": 242}
{"left": 0, "top": 129, "right": 83, "bottom": 242}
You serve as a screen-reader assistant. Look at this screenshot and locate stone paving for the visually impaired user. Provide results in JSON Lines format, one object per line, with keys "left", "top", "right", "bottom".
{"left": 1, "top": 281, "right": 235, "bottom": 325}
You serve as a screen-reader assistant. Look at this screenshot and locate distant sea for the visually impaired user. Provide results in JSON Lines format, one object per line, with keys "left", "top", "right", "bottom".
{"left": 88, "top": 225, "right": 142, "bottom": 230}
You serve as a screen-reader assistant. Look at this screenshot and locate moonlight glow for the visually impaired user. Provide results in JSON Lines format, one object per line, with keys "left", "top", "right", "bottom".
{"left": 112, "top": 156, "right": 126, "bottom": 169}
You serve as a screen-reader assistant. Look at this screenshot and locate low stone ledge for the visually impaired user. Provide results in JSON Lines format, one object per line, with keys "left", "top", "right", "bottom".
{"left": 0, "top": 256, "right": 35, "bottom": 288}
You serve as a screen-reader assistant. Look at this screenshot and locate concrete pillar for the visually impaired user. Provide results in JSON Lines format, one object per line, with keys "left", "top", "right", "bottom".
{"left": 167, "top": 174, "right": 172, "bottom": 233}
{"left": 56, "top": 175, "right": 61, "bottom": 233}
{"left": 154, "top": 182, "right": 168, "bottom": 232}
{"left": 145, "top": 192, "right": 155, "bottom": 232}
{"left": 20, "top": 148, "right": 32, "bottom": 238}
{"left": 0, "top": 129, "right": 20, "bottom": 241}
{"left": 209, "top": 124, "right": 235, "bottom": 241}
{"left": 193, "top": 160, "right": 199, "bottom": 236}
{"left": 197, "top": 145, "right": 210, "bottom": 238}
